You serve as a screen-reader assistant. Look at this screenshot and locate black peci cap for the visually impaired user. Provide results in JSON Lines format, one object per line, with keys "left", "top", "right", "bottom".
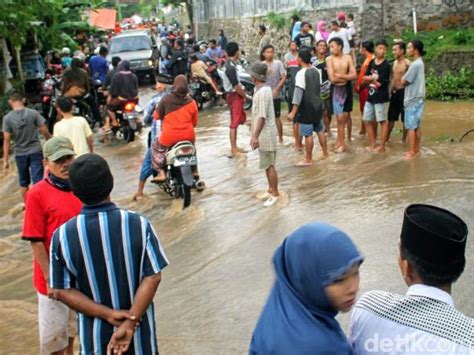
{"left": 69, "top": 154, "right": 114, "bottom": 205}
{"left": 401, "top": 204, "right": 468, "bottom": 269}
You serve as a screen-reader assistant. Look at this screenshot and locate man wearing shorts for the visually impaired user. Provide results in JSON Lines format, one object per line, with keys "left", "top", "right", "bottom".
{"left": 2, "top": 91, "right": 51, "bottom": 201}
{"left": 388, "top": 42, "right": 410, "bottom": 143}
{"left": 355, "top": 41, "right": 374, "bottom": 136}
{"left": 288, "top": 47, "right": 328, "bottom": 166}
{"left": 313, "top": 40, "right": 333, "bottom": 138}
{"left": 362, "top": 39, "right": 390, "bottom": 153}
{"left": 327, "top": 37, "right": 357, "bottom": 153}
{"left": 262, "top": 45, "right": 286, "bottom": 143}
{"left": 248, "top": 62, "right": 279, "bottom": 207}
{"left": 22, "top": 137, "right": 81, "bottom": 354}
{"left": 222, "top": 42, "right": 247, "bottom": 157}
{"left": 402, "top": 40, "right": 426, "bottom": 160}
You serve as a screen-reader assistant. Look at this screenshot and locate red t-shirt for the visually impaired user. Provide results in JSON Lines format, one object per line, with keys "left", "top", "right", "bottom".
{"left": 22, "top": 180, "right": 82, "bottom": 295}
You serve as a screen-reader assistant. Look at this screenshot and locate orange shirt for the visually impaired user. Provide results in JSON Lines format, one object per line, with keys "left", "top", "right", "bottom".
{"left": 355, "top": 53, "right": 374, "bottom": 93}
{"left": 159, "top": 100, "right": 198, "bottom": 147}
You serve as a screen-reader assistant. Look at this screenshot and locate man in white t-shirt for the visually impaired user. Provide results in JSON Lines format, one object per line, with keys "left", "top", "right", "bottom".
{"left": 53, "top": 96, "right": 93, "bottom": 156}
{"left": 328, "top": 20, "right": 352, "bottom": 55}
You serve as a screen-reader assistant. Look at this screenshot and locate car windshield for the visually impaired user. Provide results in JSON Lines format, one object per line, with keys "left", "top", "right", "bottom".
{"left": 110, "top": 35, "right": 151, "bottom": 53}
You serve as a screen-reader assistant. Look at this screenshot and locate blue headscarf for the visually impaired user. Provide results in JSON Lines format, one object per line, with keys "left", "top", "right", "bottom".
{"left": 250, "top": 222, "right": 363, "bottom": 354}
{"left": 292, "top": 21, "right": 302, "bottom": 41}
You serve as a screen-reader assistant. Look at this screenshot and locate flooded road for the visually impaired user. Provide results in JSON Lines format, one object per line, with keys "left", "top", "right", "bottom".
{"left": 0, "top": 88, "right": 473, "bottom": 354}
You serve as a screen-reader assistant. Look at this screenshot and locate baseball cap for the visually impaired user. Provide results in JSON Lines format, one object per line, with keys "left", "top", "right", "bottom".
{"left": 43, "top": 137, "right": 75, "bottom": 161}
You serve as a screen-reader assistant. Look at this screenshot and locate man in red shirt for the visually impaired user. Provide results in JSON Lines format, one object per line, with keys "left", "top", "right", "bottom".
{"left": 22, "top": 136, "right": 82, "bottom": 354}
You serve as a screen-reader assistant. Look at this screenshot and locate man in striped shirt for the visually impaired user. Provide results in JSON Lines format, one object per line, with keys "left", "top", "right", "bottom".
{"left": 49, "top": 154, "right": 168, "bottom": 354}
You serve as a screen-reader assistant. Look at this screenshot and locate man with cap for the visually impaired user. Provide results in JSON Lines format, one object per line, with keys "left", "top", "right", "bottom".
{"left": 22, "top": 136, "right": 81, "bottom": 354}
{"left": 349, "top": 204, "right": 472, "bottom": 354}
{"left": 49, "top": 153, "right": 169, "bottom": 354}
{"left": 248, "top": 62, "right": 279, "bottom": 207}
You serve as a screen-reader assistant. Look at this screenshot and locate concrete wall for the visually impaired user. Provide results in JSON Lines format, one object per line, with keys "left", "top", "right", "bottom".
{"left": 194, "top": 0, "right": 473, "bottom": 61}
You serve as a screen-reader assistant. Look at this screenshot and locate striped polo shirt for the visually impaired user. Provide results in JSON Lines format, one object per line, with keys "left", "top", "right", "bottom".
{"left": 49, "top": 202, "right": 168, "bottom": 354}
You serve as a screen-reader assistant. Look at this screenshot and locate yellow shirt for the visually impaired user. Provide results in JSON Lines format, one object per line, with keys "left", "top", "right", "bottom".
{"left": 53, "top": 116, "right": 93, "bottom": 156}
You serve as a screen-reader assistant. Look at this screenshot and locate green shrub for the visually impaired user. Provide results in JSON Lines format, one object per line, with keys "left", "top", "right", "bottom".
{"left": 267, "top": 11, "right": 287, "bottom": 30}
{"left": 453, "top": 30, "right": 471, "bottom": 45}
{"left": 426, "top": 67, "right": 474, "bottom": 101}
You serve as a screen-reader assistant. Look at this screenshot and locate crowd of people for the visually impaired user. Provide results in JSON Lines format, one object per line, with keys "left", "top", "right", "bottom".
{"left": 1, "top": 10, "right": 471, "bottom": 355}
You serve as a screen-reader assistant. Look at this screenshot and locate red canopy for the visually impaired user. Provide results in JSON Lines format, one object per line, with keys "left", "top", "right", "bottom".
{"left": 88, "top": 8, "right": 117, "bottom": 30}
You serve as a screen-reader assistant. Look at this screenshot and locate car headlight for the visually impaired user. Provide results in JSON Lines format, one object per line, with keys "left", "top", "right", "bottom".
{"left": 140, "top": 60, "right": 153, "bottom": 67}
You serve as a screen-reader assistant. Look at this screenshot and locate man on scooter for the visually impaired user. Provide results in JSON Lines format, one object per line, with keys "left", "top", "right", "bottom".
{"left": 62, "top": 58, "right": 101, "bottom": 126}
{"left": 105, "top": 60, "right": 139, "bottom": 132}
{"left": 150, "top": 75, "right": 199, "bottom": 183}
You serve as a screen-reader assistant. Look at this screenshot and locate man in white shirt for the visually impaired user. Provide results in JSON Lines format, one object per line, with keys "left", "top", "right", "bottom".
{"left": 350, "top": 204, "right": 472, "bottom": 354}
{"left": 328, "top": 20, "right": 352, "bottom": 55}
{"left": 53, "top": 96, "right": 93, "bottom": 156}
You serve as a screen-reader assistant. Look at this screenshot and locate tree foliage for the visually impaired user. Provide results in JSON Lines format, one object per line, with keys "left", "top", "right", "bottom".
{"left": 160, "top": 0, "right": 194, "bottom": 28}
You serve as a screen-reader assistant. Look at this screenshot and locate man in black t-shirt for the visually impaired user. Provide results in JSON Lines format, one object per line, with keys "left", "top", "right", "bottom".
{"left": 294, "top": 22, "right": 315, "bottom": 49}
{"left": 362, "top": 39, "right": 390, "bottom": 153}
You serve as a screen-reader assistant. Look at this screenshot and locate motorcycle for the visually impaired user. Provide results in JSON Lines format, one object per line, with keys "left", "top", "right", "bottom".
{"left": 41, "top": 74, "right": 62, "bottom": 130}
{"left": 190, "top": 63, "right": 225, "bottom": 110}
{"left": 154, "top": 141, "right": 205, "bottom": 209}
{"left": 236, "top": 64, "right": 254, "bottom": 111}
{"left": 112, "top": 100, "right": 143, "bottom": 143}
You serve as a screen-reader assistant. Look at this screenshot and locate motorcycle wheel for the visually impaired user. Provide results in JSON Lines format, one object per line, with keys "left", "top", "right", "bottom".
{"left": 244, "top": 87, "right": 253, "bottom": 111}
{"left": 122, "top": 126, "right": 135, "bottom": 143}
{"left": 182, "top": 185, "right": 192, "bottom": 208}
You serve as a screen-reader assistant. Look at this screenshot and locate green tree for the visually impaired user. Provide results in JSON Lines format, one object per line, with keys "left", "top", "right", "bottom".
{"left": 0, "top": 0, "right": 104, "bottom": 84}
{"left": 161, "top": 0, "right": 193, "bottom": 29}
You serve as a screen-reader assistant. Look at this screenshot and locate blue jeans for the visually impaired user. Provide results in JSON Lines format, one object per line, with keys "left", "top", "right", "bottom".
{"left": 139, "top": 149, "right": 156, "bottom": 181}
{"left": 15, "top": 151, "right": 44, "bottom": 187}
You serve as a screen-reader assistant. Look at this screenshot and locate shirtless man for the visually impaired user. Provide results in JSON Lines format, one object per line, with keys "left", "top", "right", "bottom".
{"left": 388, "top": 42, "right": 410, "bottom": 143}
{"left": 327, "top": 37, "right": 357, "bottom": 153}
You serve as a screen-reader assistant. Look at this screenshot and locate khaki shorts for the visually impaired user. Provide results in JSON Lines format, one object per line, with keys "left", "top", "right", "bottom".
{"left": 259, "top": 150, "right": 276, "bottom": 170}
{"left": 38, "top": 292, "right": 77, "bottom": 354}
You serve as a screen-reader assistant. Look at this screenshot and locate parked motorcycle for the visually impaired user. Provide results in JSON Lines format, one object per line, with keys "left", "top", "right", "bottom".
{"left": 236, "top": 65, "right": 254, "bottom": 111}
{"left": 154, "top": 141, "right": 205, "bottom": 209}
{"left": 112, "top": 100, "right": 143, "bottom": 143}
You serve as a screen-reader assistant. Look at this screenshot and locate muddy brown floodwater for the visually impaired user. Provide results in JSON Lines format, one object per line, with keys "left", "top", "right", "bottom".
{"left": 0, "top": 88, "right": 473, "bottom": 354}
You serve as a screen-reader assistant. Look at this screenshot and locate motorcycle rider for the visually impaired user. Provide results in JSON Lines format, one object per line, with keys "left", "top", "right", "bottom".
{"left": 88, "top": 46, "right": 109, "bottom": 85}
{"left": 61, "top": 47, "right": 72, "bottom": 69}
{"left": 62, "top": 58, "right": 101, "bottom": 126}
{"left": 103, "top": 56, "right": 122, "bottom": 90}
{"left": 133, "top": 78, "right": 172, "bottom": 201}
{"left": 166, "top": 39, "right": 188, "bottom": 77}
{"left": 190, "top": 54, "right": 223, "bottom": 95}
{"left": 105, "top": 60, "right": 139, "bottom": 132}
{"left": 151, "top": 75, "right": 199, "bottom": 183}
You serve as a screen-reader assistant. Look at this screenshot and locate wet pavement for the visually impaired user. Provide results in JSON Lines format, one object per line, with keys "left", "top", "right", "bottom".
{"left": 0, "top": 86, "right": 473, "bottom": 354}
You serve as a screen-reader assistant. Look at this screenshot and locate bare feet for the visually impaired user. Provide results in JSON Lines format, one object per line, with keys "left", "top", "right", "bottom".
{"left": 403, "top": 152, "right": 416, "bottom": 160}
{"left": 367, "top": 146, "right": 379, "bottom": 153}
{"left": 296, "top": 160, "right": 313, "bottom": 167}
{"left": 294, "top": 144, "right": 303, "bottom": 151}
{"left": 132, "top": 193, "right": 145, "bottom": 202}
{"left": 377, "top": 146, "right": 386, "bottom": 153}
{"left": 335, "top": 145, "right": 347, "bottom": 154}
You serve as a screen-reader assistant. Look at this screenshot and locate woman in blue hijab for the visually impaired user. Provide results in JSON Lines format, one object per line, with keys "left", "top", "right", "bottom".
{"left": 250, "top": 222, "right": 363, "bottom": 354}
{"left": 291, "top": 21, "right": 302, "bottom": 41}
